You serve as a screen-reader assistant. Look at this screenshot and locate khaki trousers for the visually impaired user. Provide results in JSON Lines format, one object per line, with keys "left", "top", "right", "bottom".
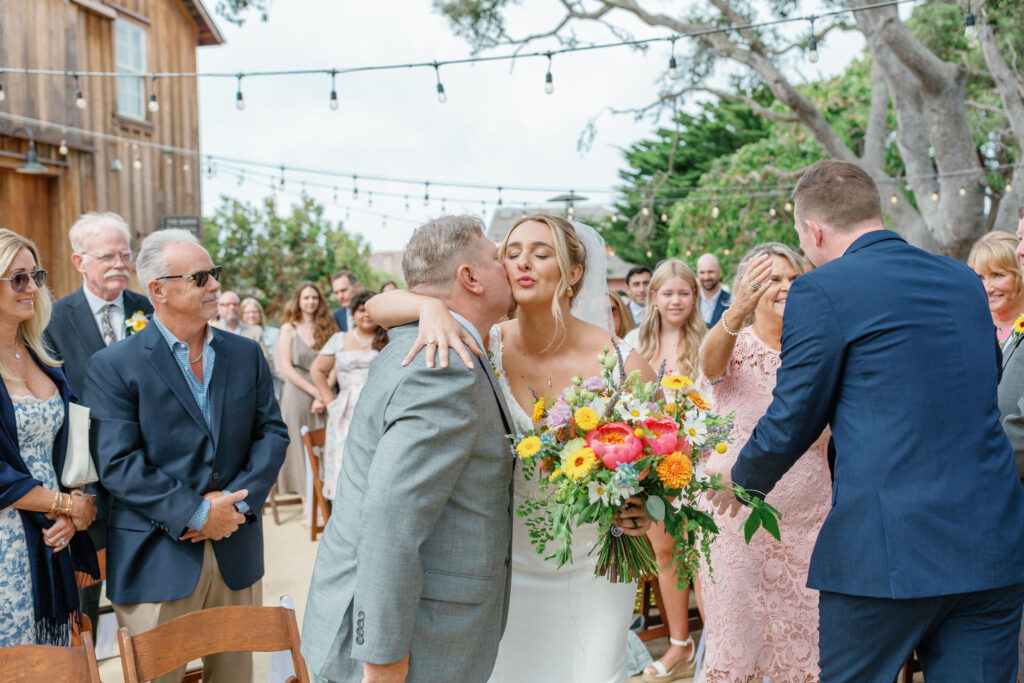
{"left": 113, "top": 540, "right": 262, "bottom": 683}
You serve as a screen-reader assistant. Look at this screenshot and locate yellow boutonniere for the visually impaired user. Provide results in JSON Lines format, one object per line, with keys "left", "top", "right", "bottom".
{"left": 125, "top": 311, "right": 148, "bottom": 333}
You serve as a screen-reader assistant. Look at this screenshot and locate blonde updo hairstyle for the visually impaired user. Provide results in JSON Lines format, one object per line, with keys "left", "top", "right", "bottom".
{"left": 635, "top": 259, "right": 705, "bottom": 378}
{"left": 967, "top": 231, "right": 1024, "bottom": 300}
{"left": 731, "top": 242, "right": 808, "bottom": 326}
{"left": 499, "top": 214, "right": 587, "bottom": 345}
{"left": 0, "top": 229, "right": 60, "bottom": 380}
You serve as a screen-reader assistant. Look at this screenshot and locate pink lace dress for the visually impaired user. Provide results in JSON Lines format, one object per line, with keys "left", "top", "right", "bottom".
{"left": 697, "top": 328, "right": 831, "bottom": 683}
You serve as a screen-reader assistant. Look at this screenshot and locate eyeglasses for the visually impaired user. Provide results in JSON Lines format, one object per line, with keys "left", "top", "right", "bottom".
{"left": 156, "top": 266, "right": 222, "bottom": 288}
{"left": 0, "top": 269, "right": 47, "bottom": 292}
{"left": 81, "top": 251, "right": 133, "bottom": 265}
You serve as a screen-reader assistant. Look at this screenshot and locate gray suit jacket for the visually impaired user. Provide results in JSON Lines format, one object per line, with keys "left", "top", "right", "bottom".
{"left": 301, "top": 323, "right": 514, "bottom": 682}
{"left": 999, "top": 334, "right": 1024, "bottom": 482}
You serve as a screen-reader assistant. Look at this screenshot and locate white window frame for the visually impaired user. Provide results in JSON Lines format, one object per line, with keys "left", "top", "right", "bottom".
{"left": 115, "top": 19, "right": 147, "bottom": 120}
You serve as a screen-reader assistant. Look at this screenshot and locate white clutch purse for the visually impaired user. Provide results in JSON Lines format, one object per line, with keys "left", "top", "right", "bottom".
{"left": 62, "top": 402, "right": 98, "bottom": 488}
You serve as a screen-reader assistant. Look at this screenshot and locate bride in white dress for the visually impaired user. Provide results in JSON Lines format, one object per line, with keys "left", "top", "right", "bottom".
{"left": 370, "top": 214, "right": 657, "bottom": 682}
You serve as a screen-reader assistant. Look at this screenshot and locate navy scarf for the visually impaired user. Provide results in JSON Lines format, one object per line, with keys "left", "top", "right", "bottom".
{"left": 0, "top": 351, "right": 97, "bottom": 644}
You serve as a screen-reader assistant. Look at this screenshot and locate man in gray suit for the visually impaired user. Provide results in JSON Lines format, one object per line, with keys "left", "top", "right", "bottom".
{"left": 302, "top": 215, "right": 515, "bottom": 683}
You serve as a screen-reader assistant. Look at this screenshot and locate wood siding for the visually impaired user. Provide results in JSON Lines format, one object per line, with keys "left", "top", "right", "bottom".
{"left": 0, "top": 0, "right": 211, "bottom": 297}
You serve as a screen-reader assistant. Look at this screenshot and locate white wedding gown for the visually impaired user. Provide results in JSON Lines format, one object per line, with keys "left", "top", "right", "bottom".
{"left": 488, "top": 327, "right": 636, "bottom": 683}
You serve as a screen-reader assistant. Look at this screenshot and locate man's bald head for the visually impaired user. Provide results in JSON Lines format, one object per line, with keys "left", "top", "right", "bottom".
{"left": 696, "top": 253, "right": 723, "bottom": 293}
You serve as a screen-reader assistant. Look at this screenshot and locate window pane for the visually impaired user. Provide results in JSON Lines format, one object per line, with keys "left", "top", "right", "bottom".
{"left": 118, "top": 74, "right": 143, "bottom": 118}
{"left": 115, "top": 21, "right": 146, "bottom": 117}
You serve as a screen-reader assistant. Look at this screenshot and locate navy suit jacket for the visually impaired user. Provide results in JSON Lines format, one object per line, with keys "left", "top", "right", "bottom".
{"left": 732, "top": 230, "right": 1024, "bottom": 599}
{"left": 333, "top": 308, "right": 349, "bottom": 332}
{"left": 84, "top": 322, "right": 289, "bottom": 604}
{"left": 706, "top": 289, "right": 731, "bottom": 328}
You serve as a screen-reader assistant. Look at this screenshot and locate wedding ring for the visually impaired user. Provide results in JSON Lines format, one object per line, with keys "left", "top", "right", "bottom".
{"left": 59, "top": 537, "right": 66, "bottom": 546}
{"left": 631, "top": 518, "right": 639, "bottom": 529}
{"left": 749, "top": 282, "right": 761, "bottom": 291}
{"left": 425, "top": 339, "right": 436, "bottom": 346}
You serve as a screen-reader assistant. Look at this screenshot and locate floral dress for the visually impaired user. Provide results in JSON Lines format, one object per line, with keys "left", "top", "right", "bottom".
{"left": 318, "top": 333, "right": 376, "bottom": 501}
{"left": 697, "top": 328, "right": 831, "bottom": 683}
{"left": 0, "top": 391, "right": 64, "bottom": 646}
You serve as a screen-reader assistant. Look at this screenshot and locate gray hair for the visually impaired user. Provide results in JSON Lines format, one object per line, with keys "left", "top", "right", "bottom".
{"left": 136, "top": 228, "right": 203, "bottom": 291}
{"left": 732, "top": 242, "right": 807, "bottom": 325}
{"left": 402, "top": 215, "right": 485, "bottom": 292}
{"left": 68, "top": 212, "right": 132, "bottom": 253}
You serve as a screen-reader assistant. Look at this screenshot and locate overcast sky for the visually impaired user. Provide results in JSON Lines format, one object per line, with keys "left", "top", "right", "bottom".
{"left": 196, "top": 1, "right": 880, "bottom": 253}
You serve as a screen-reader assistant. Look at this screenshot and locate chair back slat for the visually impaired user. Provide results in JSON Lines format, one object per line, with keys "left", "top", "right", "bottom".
{"left": 0, "top": 631, "right": 101, "bottom": 682}
{"left": 119, "top": 606, "right": 309, "bottom": 682}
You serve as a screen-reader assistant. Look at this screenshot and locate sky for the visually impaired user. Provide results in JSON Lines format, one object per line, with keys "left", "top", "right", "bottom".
{"left": 196, "top": 1, "right": 880, "bottom": 253}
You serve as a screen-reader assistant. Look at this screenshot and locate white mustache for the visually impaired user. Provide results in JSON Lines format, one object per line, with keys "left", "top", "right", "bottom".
{"left": 105, "top": 269, "right": 130, "bottom": 279}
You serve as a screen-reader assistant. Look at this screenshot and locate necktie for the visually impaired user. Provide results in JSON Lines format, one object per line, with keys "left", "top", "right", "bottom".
{"left": 101, "top": 304, "right": 116, "bottom": 346}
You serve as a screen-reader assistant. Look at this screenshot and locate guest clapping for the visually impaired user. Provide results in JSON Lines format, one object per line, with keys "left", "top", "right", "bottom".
{"left": 0, "top": 229, "right": 97, "bottom": 646}
{"left": 698, "top": 243, "right": 830, "bottom": 681}
{"left": 310, "top": 291, "right": 388, "bottom": 500}
{"left": 969, "top": 231, "right": 1024, "bottom": 345}
{"left": 625, "top": 259, "right": 705, "bottom": 681}
{"left": 277, "top": 282, "right": 339, "bottom": 522}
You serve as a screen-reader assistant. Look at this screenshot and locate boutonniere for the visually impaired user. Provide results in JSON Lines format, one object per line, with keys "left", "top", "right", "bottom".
{"left": 487, "top": 349, "right": 501, "bottom": 377}
{"left": 125, "top": 311, "right": 149, "bottom": 335}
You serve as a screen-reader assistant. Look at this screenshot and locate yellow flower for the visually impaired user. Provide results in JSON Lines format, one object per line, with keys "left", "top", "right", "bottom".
{"left": 532, "top": 397, "right": 546, "bottom": 423}
{"left": 126, "top": 311, "right": 148, "bottom": 333}
{"left": 715, "top": 443, "right": 728, "bottom": 454}
{"left": 634, "top": 427, "right": 644, "bottom": 437}
{"left": 549, "top": 468, "right": 562, "bottom": 481}
{"left": 574, "top": 407, "right": 599, "bottom": 431}
{"left": 515, "top": 436, "right": 543, "bottom": 459}
{"left": 1015, "top": 316, "right": 1024, "bottom": 334}
{"left": 661, "top": 375, "right": 693, "bottom": 390}
{"left": 563, "top": 447, "right": 598, "bottom": 480}
{"left": 687, "top": 389, "right": 710, "bottom": 412}
{"left": 664, "top": 402, "right": 677, "bottom": 414}
{"left": 657, "top": 452, "right": 693, "bottom": 488}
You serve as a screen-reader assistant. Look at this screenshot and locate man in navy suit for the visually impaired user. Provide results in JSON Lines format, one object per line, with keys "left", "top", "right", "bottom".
{"left": 43, "top": 212, "right": 153, "bottom": 628}
{"left": 696, "top": 253, "right": 731, "bottom": 328}
{"left": 331, "top": 269, "right": 358, "bottom": 331}
{"left": 711, "top": 160, "right": 1024, "bottom": 681}
{"left": 85, "top": 229, "right": 288, "bottom": 683}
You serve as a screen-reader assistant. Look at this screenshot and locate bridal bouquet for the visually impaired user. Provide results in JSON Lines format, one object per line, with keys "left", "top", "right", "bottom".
{"left": 510, "top": 342, "right": 781, "bottom": 585}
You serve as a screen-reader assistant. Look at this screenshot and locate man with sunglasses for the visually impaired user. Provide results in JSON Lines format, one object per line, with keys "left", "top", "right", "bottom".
{"left": 43, "top": 212, "right": 154, "bottom": 630}
{"left": 84, "top": 229, "right": 288, "bottom": 683}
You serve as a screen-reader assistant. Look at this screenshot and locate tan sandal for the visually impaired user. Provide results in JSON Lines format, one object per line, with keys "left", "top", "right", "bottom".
{"left": 642, "top": 636, "right": 696, "bottom": 682}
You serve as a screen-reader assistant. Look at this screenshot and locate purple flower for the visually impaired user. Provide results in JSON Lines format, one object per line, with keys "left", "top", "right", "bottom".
{"left": 582, "top": 376, "right": 607, "bottom": 392}
{"left": 546, "top": 401, "right": 572, "bottom": 430}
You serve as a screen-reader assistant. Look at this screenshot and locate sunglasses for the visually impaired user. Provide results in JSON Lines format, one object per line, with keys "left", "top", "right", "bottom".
{"left": 0, "top": 269, "right": 47, "bottom": 292}
{"left": 156, "top": 266, "right": 222, "bottom": 288}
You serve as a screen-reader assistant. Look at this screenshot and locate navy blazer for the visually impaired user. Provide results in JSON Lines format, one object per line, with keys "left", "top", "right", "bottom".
{"left": 706, "top": 289, "right": 731, "bottom": 328}
{"left": 84, "top": 323, "right": 289, "bottom": 604}
{"left": 732, "top": 230, "right": 1024, "bottom": 599}
{"left": 332, "top": 307, "right": 349, "bottom": 332}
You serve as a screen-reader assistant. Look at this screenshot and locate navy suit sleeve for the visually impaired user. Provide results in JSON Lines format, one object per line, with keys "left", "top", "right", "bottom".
{"left": 731, "top": 276, "right": 843, "bottom": 497}
{"left": 222, "top": 342, "right": 289, "bottom": 514}
{"left": 84, "top": 351, "right": 204, "bottom": 536}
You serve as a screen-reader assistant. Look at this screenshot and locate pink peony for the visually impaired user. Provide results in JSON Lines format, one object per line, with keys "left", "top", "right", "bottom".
{"left": 640, "top": 417, "right": 682, "bottom": 456}
{"left": 586, "top": 422, "right": 644, "bottom": 470}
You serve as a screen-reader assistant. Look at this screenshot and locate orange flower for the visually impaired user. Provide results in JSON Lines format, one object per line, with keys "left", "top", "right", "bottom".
{"left": 687, "top": 390, "right": 710, "bottom": 412}
{"left": 664, "top": 402, "right": 677, "bottom": 414}
{"left": 657, "top": 452, "right": 693, "bottom": 489}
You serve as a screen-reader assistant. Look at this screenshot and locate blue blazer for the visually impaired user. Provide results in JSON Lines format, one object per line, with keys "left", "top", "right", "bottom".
{"left": 732, "top": 230, "right": 1024, "bottom": 599}
{"left": 333, "top": 308, "right": 349, "bottom": 332}
{"left": 84, "top": 323, "right": 289, "bottom": 604}
{"left": 706, "top": 289, "right": 731, "bottom": 328}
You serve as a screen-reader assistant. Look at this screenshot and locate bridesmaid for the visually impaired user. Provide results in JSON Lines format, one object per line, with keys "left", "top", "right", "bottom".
{"left": 624, "top": 260, "right": 705, "bottom": 682}
{"left": 309, "top": 291, "right": 387, "bottom": 501}
{"left": 697, "top": 243, "right": 830, "bottom": 682}
{"left": 276, "top": 282, "right": 338, "bottom": 522}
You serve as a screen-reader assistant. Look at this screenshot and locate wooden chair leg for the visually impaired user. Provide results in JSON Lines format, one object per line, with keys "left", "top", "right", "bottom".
{"left": 310, "top": 490, "right": 318, "bottom": 542}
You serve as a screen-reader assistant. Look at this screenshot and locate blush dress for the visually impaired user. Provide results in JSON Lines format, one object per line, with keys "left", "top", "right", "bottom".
{"left": 697, "top": 328, "right": 831, "bottom": 683}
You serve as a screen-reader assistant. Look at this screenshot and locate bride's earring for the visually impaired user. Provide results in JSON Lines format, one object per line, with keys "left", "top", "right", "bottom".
{"left": 566, "top": 286, "right": 574, "bottom": 298}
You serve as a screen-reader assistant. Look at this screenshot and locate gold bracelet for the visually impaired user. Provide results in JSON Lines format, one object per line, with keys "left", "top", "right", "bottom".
{"left": 721, "top": 312, "right": 744, "bottom": 336}
{"left": 48, "top": 490, "right": 61, "bottom": 514}
{"left": 63, "top": 493, "right": 73, "bottom": 516}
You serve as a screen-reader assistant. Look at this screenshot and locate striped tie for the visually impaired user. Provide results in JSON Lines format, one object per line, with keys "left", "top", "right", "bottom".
{"left": 101, "top": 304, "right": 116, "bottom": 346}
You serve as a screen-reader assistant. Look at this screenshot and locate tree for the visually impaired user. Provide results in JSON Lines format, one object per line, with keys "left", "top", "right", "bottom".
{"left": 203, "top": 194, "right": 382, "bottom": 320}
{"left": 435, "top": 0, "right": 1024, "bottom": 259}
{"left": 212, "top": 0, "right": 271, "bottom": 25}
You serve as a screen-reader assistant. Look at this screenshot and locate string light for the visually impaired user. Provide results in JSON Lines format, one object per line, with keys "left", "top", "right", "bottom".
{"left": 329, "top": 69, "right": 339, "bottom": 110}
{"left": 931, "top": 191, "right": 939, "bottom": 201}
{"left": 238, "top": 169, "right": 245, "bottom": 186}
{"left": 73, "top": 74, "right": 86, "bottom": 109}
{"left": 441, "top": 198, "right": 447, "bottom": 213}
{"left": 352, "top": 174, "right": 358, "bottom": 200}
{"left": 711, "top": 204, "right": 720, "bottom": 218}
{"left": 368, "top": 191, "right": 373, "bottom": 208}
{"left": 279, "top": 164, "right": 285, "bottom": 190}
{"left": 959, "top": 186, "right": 967, "bottom": 196}
{"left": 58, "top": 138, "right": 68, "bottom": 156}
{"left": 965, "top": 1, "right": 978, "bottom": 42}
{"left": 890, "top": 193, "right": 898, "bottom": 204}
{"left": 434, "top": 63, "right": 447, "bottom": 104}
{"left": 646, "top": 250, "right": 653, "bottom": 258}
{"left": 332, "top": 186, "right": 338, "bottom": 202}
{"left": 0, "top": 81, "right": 5, "bottom": 102}
{"left": 497, "top": 186, "right": 503, "bottom": 207}
{"left": 544, "top": 53, "right": 554, "bottom": 94}
{"left": 668, "top": 37, "right": 679, "bottom": 80}
{"left": 1006, "top": 182, "right": 1013, "bottom": 193}
{"left": 404, "top": 195, "right": 410, "bottom": 211}
{"left": 784, "top": 201, "right": 793, "bottom": 212}
{"left": 769, "top": 206, "right": 777, "bottom": 217}
{"left": 148, "top": 76, "right": 159, "bottom": 113}
{"left": 134, "top": 154, "right": 142, "bottom": 170}
{"left": 235, "top": 74, "right": 245, "bottom": 110}
{"left": 424, "top": 181, "right": 430, "bottom": 206}
{"left": 661, "top": 212, "right": 668, "bottom": 221}
{"left": 807, "top": 17, "right": 820, "bottom": 64}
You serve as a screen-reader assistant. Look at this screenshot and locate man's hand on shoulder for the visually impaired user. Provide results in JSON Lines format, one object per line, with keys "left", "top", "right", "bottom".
{"left": 363, "top": 654, "right": 409, "bottom": 683}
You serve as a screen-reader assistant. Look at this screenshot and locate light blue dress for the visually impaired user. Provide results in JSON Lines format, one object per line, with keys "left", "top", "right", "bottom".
{"left": 0, "top": 391, "right": 64, "bottom": 646}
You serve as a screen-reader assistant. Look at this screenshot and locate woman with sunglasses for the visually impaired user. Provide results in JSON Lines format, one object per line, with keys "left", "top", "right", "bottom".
{"left": 0, "top": 229, "right": 98, "bottom": 646}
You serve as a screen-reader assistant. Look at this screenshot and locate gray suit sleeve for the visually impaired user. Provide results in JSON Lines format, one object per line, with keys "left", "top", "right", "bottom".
{"left": 351, "top": 364, "right": 480, "bottom": 665}
{"left": 1004, "top": 393, "right": 1024, "bottom": 482}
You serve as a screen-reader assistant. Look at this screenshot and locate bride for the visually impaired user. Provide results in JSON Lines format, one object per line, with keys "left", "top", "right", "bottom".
{"left": 368, "top": 214, "right": 656, "bottom": 682}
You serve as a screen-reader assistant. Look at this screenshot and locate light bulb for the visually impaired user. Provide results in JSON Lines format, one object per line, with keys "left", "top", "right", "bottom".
{"left": 436, "top": 82, "right": 447, "bottom": 104}
{"left": 545, "top": 71, "right": 554, "bottom": 94}
{"left": 685, "top": 250, "right": 692, "bottom": 257}
{"left": 279, "top": 178, "right": 285, "bottom": 191}
{"left": 58, "top": 139, "right": 68, "bottom": 156}
{"left": 769, "top": 206, "right": 777, "bottom": 217}
{"left": 1006, "top": 182, "right": 1013, "bottom": 193}
{"left": 182, "top": 162, "right": 190, "bottom": 172}
{"left": 207, "top": 166, "right": 214, "bottom": 180}
{"left": 646, "top": 250, "right": 653, "bottom": 258}
{"left": 330, "top": 90, "right": 339, "bottom": 110}
{"left": 235, "top": 90, "right": 245, "bottom": 111}
{"left": 808, "top": 37, "right": 819, "bottom": 64}
{"left": 75, "top": 90, "right": 87, "bottom": 109}
{"left": 352, "top": 188, "right": 359, "bottom": 200}
{"left": 890, "top": 194, "right": 898, "bottom": 204}
{"left": 148, "top": 93, "right": 159, "bottom": 112}
{"left": 133, "top": 155, "right": 142, "bottom": 170}
{"left": 668, "top": 56, "right": 678, "bottom": 80}
{"left": 931, "top": 191, "right": 939, "bottom": 201}
{"left": 965, "top": 13, "right": 978, "bottom": 42}
{"left": 959, "top": 187, "right": 967, "bottom": 197}
{"left": 0, "top": 82, "right": 6, "bottom": 102}
{"left": 423, "top": 195, "right": 430, "bottom": 206}
{"left": 711, "top": 205, "right": 720, "bottom": 218}
{"left": 724, "top": 248, "right": 731, "bottom": 256}
{"left": 661, "top": 212, "right": 668, "bottom": 221}
{"left": 641, "top": 206, "right": 650, "bottom": 216}
{"left": 784, "top": 201, "right": 793, "bottom": 212}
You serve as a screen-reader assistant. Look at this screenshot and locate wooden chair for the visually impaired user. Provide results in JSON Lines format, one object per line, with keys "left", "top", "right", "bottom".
{"left": 301, "top": 425, "right": 330, "bottom": 540}
{"left": 635, "top": 577, "right": 703, "bottom": 643}
{"left": 117, "top": 605, "right": 310, "bottom": 683}
{"left": 0, "top": 630, "right": 101, "bottom": 682}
